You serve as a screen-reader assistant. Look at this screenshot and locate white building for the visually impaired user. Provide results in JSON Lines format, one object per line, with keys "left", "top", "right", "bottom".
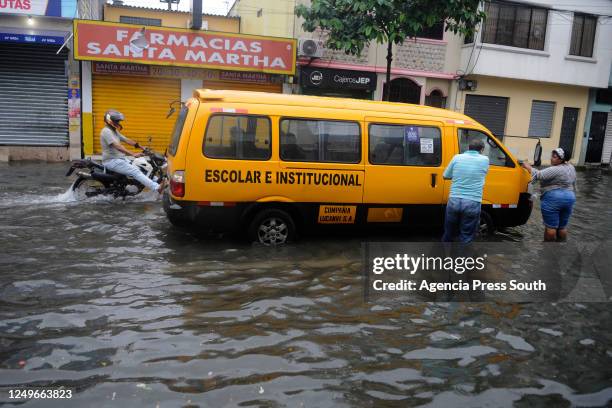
{"left": 450, "top": 0, "right": 612, "bottom": 164}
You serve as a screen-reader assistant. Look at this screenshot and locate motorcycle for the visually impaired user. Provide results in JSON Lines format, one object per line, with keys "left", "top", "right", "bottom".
{"left": 66, "top": 148, "right": 167, "bottom": 200}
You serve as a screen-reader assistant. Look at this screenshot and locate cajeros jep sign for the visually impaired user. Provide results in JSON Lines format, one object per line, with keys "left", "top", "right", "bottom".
{"left": 73, "top": 20, "right": 296, "bottom": 75}
{"left": 301, "top": 66, "right": 376, "bottom": 91}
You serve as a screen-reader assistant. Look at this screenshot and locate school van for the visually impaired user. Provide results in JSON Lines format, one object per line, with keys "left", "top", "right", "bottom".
{"left": 163, "top": 90, "right": 532, "bottom": 244}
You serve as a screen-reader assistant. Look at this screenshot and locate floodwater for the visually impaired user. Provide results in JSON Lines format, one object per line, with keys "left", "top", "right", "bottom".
{"left": 0, "top": 162, "right": 611, "bottom": 407}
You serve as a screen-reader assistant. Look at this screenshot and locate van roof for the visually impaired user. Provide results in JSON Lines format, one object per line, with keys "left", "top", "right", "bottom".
{"left": 194, "top": 89, "right": 479, "bottom": 124}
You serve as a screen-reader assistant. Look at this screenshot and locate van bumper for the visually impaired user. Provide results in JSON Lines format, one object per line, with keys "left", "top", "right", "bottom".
{"left": 162, "top": 192, "right": 242, "bottom": 231}
{"left": 491, "top": 192, "right": 533, "bottom": 228}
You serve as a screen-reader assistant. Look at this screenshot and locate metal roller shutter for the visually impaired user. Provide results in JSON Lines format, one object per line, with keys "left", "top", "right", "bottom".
{"left": 202, "top": 81, "right": 282, "bottom": 93}
{"left": 92, "top": 75, "right": 181, "bottom": 154}
{"left": 0, "top": 43, "right": 68, "bottom": 146}
{"left": 464, "top": 94, "right": 509, "bottom": 139}
{"left": 602, "top": 113, "right": 612, "bottom": 165}
{"left": 528, "top": 100, "right": 555, "bottom": 138}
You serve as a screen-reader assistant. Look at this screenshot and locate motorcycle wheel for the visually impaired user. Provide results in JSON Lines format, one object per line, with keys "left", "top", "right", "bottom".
{"left": 72, "top": 177, "right": 107, "bottom": 201}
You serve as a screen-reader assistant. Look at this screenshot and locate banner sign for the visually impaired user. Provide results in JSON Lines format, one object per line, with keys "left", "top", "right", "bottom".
{"left": 75, "top": 20, "right": 297, "bottom": 75}
{"left": 0, "top": 32, "right": 65, "bottom": 44}
{"left": 301, "top": 66, "right": 377, "bottom": 91}
{"left": 0, "top": 0, "right": 61, "bottom": 17}
{"left": 92, "top": 62, "right": 283, "bottom": 84}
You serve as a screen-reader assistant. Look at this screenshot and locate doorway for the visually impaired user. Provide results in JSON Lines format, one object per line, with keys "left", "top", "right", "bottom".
{"left": 585, "top": 111, "right": 608, "bottom": 163}
{"left": 384, "top": 78, "right": 421, "bottom": 104}
{"left": 559, "top": 107, "right": 579, "bottom": 157}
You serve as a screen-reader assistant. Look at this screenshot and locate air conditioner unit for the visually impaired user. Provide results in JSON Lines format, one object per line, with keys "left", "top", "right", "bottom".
{"left": 298, "top": 38, "right": 324, "bottom": 58}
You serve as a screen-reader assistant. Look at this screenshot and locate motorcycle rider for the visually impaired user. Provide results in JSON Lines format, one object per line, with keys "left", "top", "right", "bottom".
{"left": 100, "top": 110, "right": 165, "bottom": 193}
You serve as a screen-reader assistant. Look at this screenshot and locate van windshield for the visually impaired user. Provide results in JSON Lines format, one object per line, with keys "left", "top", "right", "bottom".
{"left": 168, "top": 105, "right": 189, "bottom": 156}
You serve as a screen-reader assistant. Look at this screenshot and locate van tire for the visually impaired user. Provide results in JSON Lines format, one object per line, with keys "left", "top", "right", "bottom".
{"left": 248, "top": 209, "right": 296, "bottom": 245}
{"left": 479, "top": 210, "right": 496, "bottom": 236}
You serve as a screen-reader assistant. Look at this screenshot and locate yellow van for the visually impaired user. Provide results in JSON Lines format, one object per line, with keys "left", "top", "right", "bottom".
{"left": 163, "top": 90, "right": 532, "bottom": 244}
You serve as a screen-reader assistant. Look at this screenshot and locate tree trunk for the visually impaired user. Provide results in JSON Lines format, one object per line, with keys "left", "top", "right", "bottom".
{"left": 384, "top": 40, "right": 393, "bottom": 101}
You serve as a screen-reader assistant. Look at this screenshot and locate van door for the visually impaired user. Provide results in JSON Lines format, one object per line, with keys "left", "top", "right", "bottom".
{"left": 278, "top": 117, "right": 365, "bottom": 224}
{"left": 456, "top": 128, "right": 521, "bottom": 206}
{"left": 364, "top": 118, "right": 446, "bottom": 225}
{"left": 277, "top": 117, "right": 364, "bottom": 202}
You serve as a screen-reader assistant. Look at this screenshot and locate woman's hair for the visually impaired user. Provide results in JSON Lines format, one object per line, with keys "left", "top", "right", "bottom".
{"left": 552, "top": 147, "right": 571, "bottom": 162}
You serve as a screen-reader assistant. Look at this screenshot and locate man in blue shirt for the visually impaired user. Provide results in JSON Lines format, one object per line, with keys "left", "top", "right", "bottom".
{"left": 442, "top": 138, "right": 489, "bottom": 243}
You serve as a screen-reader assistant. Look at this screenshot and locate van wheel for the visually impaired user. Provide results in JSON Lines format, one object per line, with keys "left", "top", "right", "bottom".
{"left": 479, "top": 210, "right": 496, "bottom": 237}
{"left": 248, "top": 209, "right": 296, "bottom": 246}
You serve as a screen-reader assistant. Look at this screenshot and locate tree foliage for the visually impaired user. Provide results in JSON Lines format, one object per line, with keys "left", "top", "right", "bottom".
{"left": 296, "top": 0, "right": 486, "bottom": 100}
{"left": 296, "top": 0, "right": 484, "bottom": 56}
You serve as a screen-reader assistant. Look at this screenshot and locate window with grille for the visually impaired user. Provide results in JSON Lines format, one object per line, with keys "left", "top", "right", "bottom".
{"left": 570, "top": 13, "right": 597, "bottom": 58}
{"left": 119, "top": 16, "right": 162, "bottom": 26}
{"left": 481, "top": 1, "right": 548, "bottom": 51}
{"left": 416, "top": 21, "right": 444, "bottom": 40}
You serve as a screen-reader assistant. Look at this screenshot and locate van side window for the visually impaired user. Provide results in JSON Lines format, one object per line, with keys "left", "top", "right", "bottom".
{"left": 204, "top": 115, "right": 271, "bottom": 160}
{"left": 369, "top": 124, "right": 442, "bottom": 166}
{"left": 280, "top": 119, "right": 361, "bottom": 163}
{"left": 458, "top": 129, "right": 514, "bottom": 167}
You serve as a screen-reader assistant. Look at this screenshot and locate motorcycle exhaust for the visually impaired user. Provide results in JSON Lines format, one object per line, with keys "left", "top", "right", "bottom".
{"left": 76, "top": 171, "right": 92, "bottom": 178}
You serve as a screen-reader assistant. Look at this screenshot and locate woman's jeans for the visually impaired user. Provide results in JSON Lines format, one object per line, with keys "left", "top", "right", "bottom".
{"left": 442, "top": 197, "right": 481, "bottom": 243}
{"left": 540, "top": 188, "right": 575, "bottom": 229}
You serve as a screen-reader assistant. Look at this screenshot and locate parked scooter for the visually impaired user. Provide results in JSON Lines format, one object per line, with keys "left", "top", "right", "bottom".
{"left": 66, "top": 147, "right": 167, "bottom": 200}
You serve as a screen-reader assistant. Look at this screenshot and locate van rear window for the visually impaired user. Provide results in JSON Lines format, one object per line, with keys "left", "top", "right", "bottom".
{"left": 168, "top": 105, "right": 188, "bottom": 156}
{"left": 204, "top": 115, "right": 271, "bottom": 160}
{"left": 369, "top": 124, "right": 442, "bottom": 166}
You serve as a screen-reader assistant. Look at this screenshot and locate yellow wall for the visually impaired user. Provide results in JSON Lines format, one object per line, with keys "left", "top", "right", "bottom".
{"left": 103, "top": 5, "right": 240, "bottom": 33}
{"left": 230, "top": 0, "right": 294, "bottom": 37}
{"left": 456, "top": 76, "right": 589, "bottom": 165}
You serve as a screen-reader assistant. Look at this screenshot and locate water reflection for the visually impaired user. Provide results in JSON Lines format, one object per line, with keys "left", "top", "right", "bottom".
{"left": 0, "top": 163, "right": 610, "bottom": 406}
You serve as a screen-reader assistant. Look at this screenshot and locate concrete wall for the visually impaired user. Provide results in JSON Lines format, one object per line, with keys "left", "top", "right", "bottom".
{"left": 104, "top": 4, "right": 240, "bottom": 33}
{"left": 455, "top": 76, "right": 590, "bottom": 165}
{"left": 229, "top": 0, "right": 295, "bottom": 38}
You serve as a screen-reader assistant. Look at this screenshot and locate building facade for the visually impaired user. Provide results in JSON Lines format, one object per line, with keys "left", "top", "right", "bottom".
{"left": 0, "top": 0, "right": 79, "bottom": 161}
{"left": 232, "top": 0, "right": 612, "bottom": 165}
{"left": 78, "top": 3, "right": 295, "bottom": 157}
{"left": 452, "top": 0, "right": 612, "bottom": 164}
{"left": 229, "top": 0, "right": 460, "bottom": 107}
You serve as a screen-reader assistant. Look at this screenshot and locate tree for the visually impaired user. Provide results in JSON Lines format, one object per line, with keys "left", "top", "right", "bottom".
{"left": 296, "top": 0, "right": 486, "bottom": 101}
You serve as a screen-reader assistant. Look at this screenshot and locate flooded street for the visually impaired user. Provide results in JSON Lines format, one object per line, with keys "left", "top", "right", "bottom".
{"left": 0, "top": 162, "right": 611, "bottom": 407}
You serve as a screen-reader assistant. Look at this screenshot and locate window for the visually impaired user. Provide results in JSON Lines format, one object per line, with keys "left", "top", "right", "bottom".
{"left": 458, "top": 129, "right": 513, "bottom": 167}
{"left": 570, "top": 14, "right": 597, "bottom": 58}
{"left": 595, "top": 87, "right": 612, "bottom": 105}
{"left": 204, "top": 115, "right": 271, "bottom": 160}
{"left": 168, "top": 104, "right": 188, "bottom": 156}
{"left": 425, "top": 90, "right": 447, "bottom": 108}
{"left": 416, "top": 21, "right": 444, "bottom": 40}
{"left": 280, "top": 119, "right": 360, "bottom": 163}
{"left": 481, "top": 1, "right": 548, "bottom": 51}
{"left": 369, "top": 124, "right": 442, "bottom": 166}
{"left": 528, "top": 100, "right": 555, "bottom": 138}
{"left": 119, "top": 16, "right": 162, "bottom": 26}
